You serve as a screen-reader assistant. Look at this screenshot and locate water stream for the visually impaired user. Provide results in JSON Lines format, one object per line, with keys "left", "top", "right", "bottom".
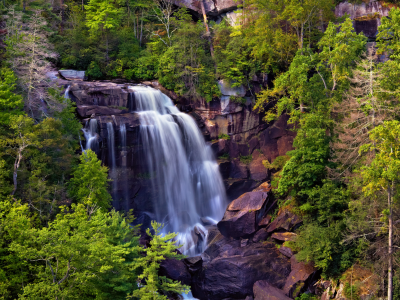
{"left": 83, "top": 119, "right": 99, "bottom": 152}
{"left": 131, "top": 86, "right": 227, "bottom": 256}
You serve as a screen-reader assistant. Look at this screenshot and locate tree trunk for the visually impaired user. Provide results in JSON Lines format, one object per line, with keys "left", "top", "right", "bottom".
{"left": 388, "top": 183, "right": 393, "bottom": 300}
{"left": 11, "top": 150, "right": 22, "bottom": 196}
{"left": 200, "top": 0, "right": 214, "bottom": 57}
{"left": 60, "top": 0, "right": 65, "bottom": 34}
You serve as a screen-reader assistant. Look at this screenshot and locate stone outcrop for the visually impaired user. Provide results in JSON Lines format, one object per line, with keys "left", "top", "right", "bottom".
{"left": 253, "top": 281, "right": 292, "bottom": 300}
{"left": 335, "top": 0, "right": 391, "bottom": 39}
{"left": 174, "top": 0, "right": 238, "bottom": 17}
{"left": 283, "top": 256, "right": 317, "bottom": 298}
{"left": 217, "top": 183, "right": 271, "bottom": 238}
{"left": 183, "top": 188, "right": 316, "bottom": 300}
{"left": 59, "top": 69, "right": 86, "bottom": 81}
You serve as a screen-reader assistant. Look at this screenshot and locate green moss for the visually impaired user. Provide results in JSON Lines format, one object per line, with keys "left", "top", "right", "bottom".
{"left": 239, "top": 154, "right": 252, "bottom": 164}
{"left": 218, "top": 153, "right": 230, "bottom": 160}
{"left": 218, "top": 133, "right": 230, "bottom": 140}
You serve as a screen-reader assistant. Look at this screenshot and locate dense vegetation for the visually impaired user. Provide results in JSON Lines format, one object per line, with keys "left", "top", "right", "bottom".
{"left": 1, "top": 0, "right": 400, "bottom": 299}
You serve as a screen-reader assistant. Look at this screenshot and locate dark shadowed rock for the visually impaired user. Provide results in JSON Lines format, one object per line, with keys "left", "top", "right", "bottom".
{"left": 230, "top": 159, "right": 248, "bottom": 179}
{"left": 76, "top": 105, "right": 127, "bottom": 118}
{"left": 252, "top": 228, "right": 269, "bottom": 243}
{"left": 267, "top": 210, "right": 302, "bottom": 233}
{"left": 184, "top": 256, "right": 203, "bottom": 274}
{"left": 245, "top": 296, "right": 254, "bottom": 300}
{"left": 253, "top": 281, "right": 292, "bottom": 300}
{"left": 225, "top": 179, "right": 259, "bottom": 201}
{"left": 258, "top": 215, "right": 271, "bottom": 227}
{"left": 192, "top": 242, "right": 291, "bottom": 300}
{"left": 279, "top": 246, "right": 294, "bottom": 258}
{"left": 218, "top": 190, "right": 270, "bottom": 238}
{"left": 271, "top": 232, "right": 297, "bottom": 242}
{"left": 218, "top": 161, "right": 231, "bottom": 179}
{"left": 283, "top": 256, "right": 317, "bottom": 298}
{"left": 159, "top": 258, "right": 191, "bottom": 286}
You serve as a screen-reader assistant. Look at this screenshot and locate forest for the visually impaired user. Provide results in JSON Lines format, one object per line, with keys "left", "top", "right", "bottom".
{"left": 1, "top": 0, "right": 400, "bottom": 299}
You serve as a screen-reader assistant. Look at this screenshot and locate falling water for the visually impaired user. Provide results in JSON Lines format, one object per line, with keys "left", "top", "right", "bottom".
{"left": 64, "top": 85, "right": 70, "bottom": 99}
{"left": 120, "top": 123, "right": 129, "bottom": 211}
{"left": 83, "top": 119, "right": 99, "bottom": 152}
{"left": 120, "top": 123, "right": 127, "bottom": 151}
{"left": 107, "top": 123, "right": 116, "bottom": 169}
{"left": 131, "top": 86, "right": 227, "bottom": 256}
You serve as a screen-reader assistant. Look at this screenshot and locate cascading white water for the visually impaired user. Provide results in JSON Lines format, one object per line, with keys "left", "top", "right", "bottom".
{"left": 119, "top": 123, "right": 129, "bottom": 211}
{"left": 120, "top": 123, "right": 127, "bottom": 151}
{"left": 64, "top": 85, "right": 70, "bottom": 99}
{"left": 131, "top": 86, "right": 227, "bottom": 256}
{"left": 107, "top": 123, "right": 116, "bottom": 169}
{"left": 83, "top": 119, "right": 99, "bottom": 151}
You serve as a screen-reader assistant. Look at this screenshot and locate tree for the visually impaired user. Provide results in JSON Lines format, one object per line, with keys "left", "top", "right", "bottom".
{"left": 85, "top": 0, "right": 124, "bottom": 62}
{"left": 332, "top": 52, "right": 399, "bottom": 178}
{"left": 0, "top": 68, "right": 23, "bottom": 127}
{"left": 0, "top": 199, "right": 141, "bottom": 299}
{"left": 128, "top": 221, "right": 189, "bottom": 300}
{"left": 4, "top": 8, "right": 57, "bottom": 118}
{"left": 68, "top": 150, "right": 112, "bottom": 213}
{"left": 377, "top": 7, "right": 400, "bottom": 60}
{"left": 254, "top": 18, "right": 366, "bottom": 122}
{"left": 360, "top": 120, "right": 400, "bottom": 300}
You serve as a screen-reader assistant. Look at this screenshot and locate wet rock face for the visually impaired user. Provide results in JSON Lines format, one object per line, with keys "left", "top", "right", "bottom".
{"left": 253, "top": 281, "right": 292, "bottom": 300}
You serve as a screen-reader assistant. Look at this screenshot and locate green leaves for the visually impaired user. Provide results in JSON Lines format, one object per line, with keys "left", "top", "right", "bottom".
{"left": 85, "top": 0, "right": 124, "bottom": 34}
{"left": 0, "top": 68, "right": 24, "bottom": 127}
{"left": 360, "top": 120, "right": 400, "bottom": 196}
{"left": 128, "top": 221, "right": 189, "bottom": 300}
{"left": 377, "top": 7, "right": 400, "bottom": 59}
{"left": 68, "top": 150, "right": 112, "bottom": 212}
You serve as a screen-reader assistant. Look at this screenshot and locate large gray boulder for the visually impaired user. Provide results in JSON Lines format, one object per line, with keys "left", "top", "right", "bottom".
{"left": 59, "top": 69, "right": 86, "bottom": 81}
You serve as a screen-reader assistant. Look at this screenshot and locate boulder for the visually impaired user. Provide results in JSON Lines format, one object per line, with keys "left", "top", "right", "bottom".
{"left": 225, "top": 179, "right": 259, "bottom": 201}
{"left": 283, "top": 256, "right": 317, "bottom": 298}
{"left": 271, "top": 232, "right": 297, "bottom": 242}
{"left": 218, "top": 190, "right": 270, "bottom": 238}
{"left": 59, "top": 69, "right": 86, "bottom": 81}
{"left": 159, "top": 258, "right": 192, "bottom": 286}
{"left": 253, "top": 281, "right": 292, "bottom": 300}
{"left": 192, "top": 242, "right": 291, "bottom": 300}
{"left": 267, "top": 210, "right": 302, "bottom": 233}
{"left": 279, "top": 246, "right": 294, "bottom": 258}
{"left": 258, "top": 215, "right": 271, "bottom": 227}
{"left": 252, "top": 228, "right": 269, "bottom": 243}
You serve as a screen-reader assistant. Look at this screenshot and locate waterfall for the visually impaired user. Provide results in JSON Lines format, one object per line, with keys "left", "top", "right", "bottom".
{"left": 130, "top": 86, "right": 227, "bottom": 256}
{"left": 120, "top": 123, "right": 127, "bottom": 151}
{"left": 83, "top": 119, "right": 99, "bottom": 152}
{"left": 120, "top": 123, "right": 129, "bottom": 211}
{"left": 107, "top": 123, "right": 116, "bottom": 169}
{"left": 64, "top": 85, "right": 70, "bottom": 99}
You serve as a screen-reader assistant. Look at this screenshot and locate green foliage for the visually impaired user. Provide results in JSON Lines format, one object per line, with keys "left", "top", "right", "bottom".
{"left": 0, "top": 198, "right": 141, "bottom": 299}
{"left": 128, "top": 221, "right": 189, "bottom": 299}
{"left": 87, "top": 61, "right": 103, "bottom": 79}
{"left": 377, "top": 8, "right": 400, "bottom": 60}
{"left": 0, "top": 68, "right": 24, "bottom": 126}
{"left": 295, "top": 293, "right": 319, "bottom": 300}
{"left": 230, "top": 96, "right": 247, "bottom": 105}
{"left": 218, "top": 153, "right": 230, "bottom": 160}
{"left": 218, "top": 133, "right": 230, "bottom": 140}
{"left": 239, "top": 154, "right": 252, "bottom": 164}
{"left": 68, "top": 150, "right": 112, "bottom": 211}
